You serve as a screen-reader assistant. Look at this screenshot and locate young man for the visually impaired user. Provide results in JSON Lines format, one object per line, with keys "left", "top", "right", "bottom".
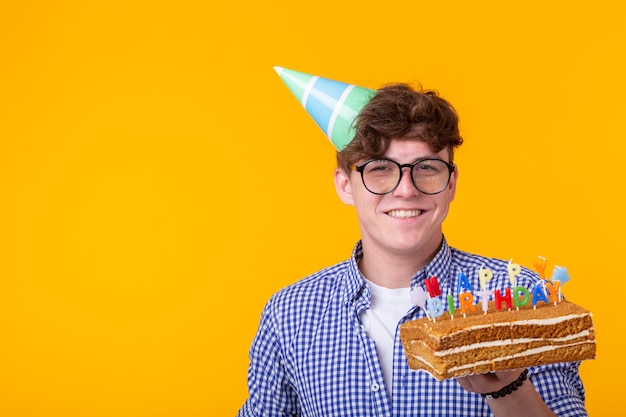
{"left": 237, "top": 73, "right": 588, "bottom": 416}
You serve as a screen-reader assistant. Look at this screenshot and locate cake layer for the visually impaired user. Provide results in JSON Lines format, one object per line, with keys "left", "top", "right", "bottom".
{"left": 399, "top": 300, "right": 596, "bottom": 380}
{"left": 405, "top": 340, "right": 596, "bottom": 380}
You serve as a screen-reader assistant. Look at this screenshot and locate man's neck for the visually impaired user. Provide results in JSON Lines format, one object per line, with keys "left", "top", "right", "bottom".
{"left": 358, "top": 242, "right": 441, "bottom": 289}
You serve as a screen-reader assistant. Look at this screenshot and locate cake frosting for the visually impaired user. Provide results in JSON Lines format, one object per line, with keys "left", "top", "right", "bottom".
{"left": 399, "top": 300, "right": 596, "bottom": 380}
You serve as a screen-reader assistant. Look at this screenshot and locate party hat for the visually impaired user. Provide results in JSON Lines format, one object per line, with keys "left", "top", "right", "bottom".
{"left": 274, "top": 66, "right": 376, "bottom": 151}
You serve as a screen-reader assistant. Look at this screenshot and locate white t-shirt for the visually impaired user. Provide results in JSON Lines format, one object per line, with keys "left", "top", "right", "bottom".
{"left": 359, "top": 278, "right": 413, "bottom": 397}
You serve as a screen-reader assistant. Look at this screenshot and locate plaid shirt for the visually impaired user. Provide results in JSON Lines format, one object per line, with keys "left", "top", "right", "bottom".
{"left": 238, "top": 239, "right": 588, "bottom": 417}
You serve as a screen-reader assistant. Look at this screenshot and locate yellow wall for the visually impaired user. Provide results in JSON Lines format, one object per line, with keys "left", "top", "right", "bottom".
{"left": 0, "top": 1, "right": 622, "bottom": 415}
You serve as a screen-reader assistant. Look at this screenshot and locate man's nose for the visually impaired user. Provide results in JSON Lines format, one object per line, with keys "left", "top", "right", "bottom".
{"left": 392, "top": 167, "right": 419, "bottom": 196}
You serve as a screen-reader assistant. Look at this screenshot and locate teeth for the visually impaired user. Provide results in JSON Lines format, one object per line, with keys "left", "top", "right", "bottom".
{"left": 388, "top": 209, "right": 422, "bottom": 218}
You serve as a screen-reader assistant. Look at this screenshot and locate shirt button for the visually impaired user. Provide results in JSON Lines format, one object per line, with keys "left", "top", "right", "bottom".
{"left": 371, "top": 383, "right": 380, "bottom": 392}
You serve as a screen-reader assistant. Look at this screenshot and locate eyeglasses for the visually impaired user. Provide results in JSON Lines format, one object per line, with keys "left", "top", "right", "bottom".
{"left": 352, "top": 158, "right": 456, "bottom": 195}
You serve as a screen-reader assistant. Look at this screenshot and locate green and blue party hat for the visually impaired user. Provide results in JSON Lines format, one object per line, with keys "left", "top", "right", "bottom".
{"left": 274, "top": 66, "right": 376, "bottom": 151}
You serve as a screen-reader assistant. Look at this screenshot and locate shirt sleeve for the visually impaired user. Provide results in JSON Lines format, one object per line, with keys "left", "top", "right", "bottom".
{"left": 530, "top": 361, "right": 588, "bottom": 417}
{"left": 237, "top": 301, "right": 301, "bottom": 417}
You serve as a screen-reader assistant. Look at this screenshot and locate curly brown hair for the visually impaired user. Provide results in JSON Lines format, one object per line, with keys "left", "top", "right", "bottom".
{"left": 337, "top": 83, "right": 464, "bottom": 173}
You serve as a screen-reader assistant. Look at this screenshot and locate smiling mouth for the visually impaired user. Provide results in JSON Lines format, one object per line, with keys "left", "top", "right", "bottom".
{"left": 386, "top": 209, "right": 423, "bottom": 218}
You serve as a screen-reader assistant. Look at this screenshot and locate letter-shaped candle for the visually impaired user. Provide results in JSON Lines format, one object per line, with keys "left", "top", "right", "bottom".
{"left": 479, "top": 266, "right": 493, "bottom": 290}
{"left": 447, "top": 294, "right": 456, "bottom": 319}
{"left": 456, "top": 269, "right": 474, "bottom": 293}
{"left": 459, "top": 291, "right": 476, "bottom": 315}
{"left": 532, "top": 256, "right": 547, "bottom": 279}
{"left": 551, "top": 266, "right": 570, "bottom": 302}
{"left": 544, "top": 280, "right": 561, "bottom": 304}
{"left": 513, "top": 286, "right": 531, "bottom": 308}
{"left": 476, "top": 289, "right": 492, "bottom": 314}
{"left": 494, "top": 288, "right": 513, "bottom": 310}
{"left": 425, "top": 276, "right": 441, "bottom": 298}
{"left": 427, "top": 296, "right": 445, "bottom": 318}
{"left": 507, "top": 259, "right": 521, "bottom": 286}
{"left": 531, "top": 284, "right": 549, "bottom": 307}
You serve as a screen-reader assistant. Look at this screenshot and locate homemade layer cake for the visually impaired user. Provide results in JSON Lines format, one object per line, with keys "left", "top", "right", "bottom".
{"left": 399, "top": 300, "right": 595, "bottom": 380}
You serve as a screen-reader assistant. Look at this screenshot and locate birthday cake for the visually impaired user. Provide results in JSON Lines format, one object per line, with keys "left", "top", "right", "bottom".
{"left": 399, "top": 297, "right": 596, "bottom": 380}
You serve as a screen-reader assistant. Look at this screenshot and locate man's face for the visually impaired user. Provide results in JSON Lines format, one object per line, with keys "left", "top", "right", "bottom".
{"left": 335, "top": 138, "right": 458, "bottom": 261}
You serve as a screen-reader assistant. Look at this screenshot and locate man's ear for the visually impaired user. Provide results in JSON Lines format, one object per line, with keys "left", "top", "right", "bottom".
{"left": 448, "top": 165, "right": 459, "bottom": 202}
{"left": 334, "top": 168, "right": 354, "bottom": 206}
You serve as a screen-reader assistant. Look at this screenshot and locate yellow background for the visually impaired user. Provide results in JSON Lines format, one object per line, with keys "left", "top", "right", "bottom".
{"left": 0, "top": 1, "right": 623, "bottom": 415}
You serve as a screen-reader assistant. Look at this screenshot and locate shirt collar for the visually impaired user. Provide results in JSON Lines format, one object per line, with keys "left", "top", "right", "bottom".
{"left": 344, "top": 237, "right": 455, "bottom": 305}
{"left": 410, "top": 237, "right": 454, "bottom": 295}
{"left": 344, "top": 241, "right": 367, "bottom": 305}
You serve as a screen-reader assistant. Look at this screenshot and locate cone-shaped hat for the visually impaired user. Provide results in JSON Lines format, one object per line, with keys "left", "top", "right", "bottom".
{"left": 274, "top": 66, "right": 376, "bottom": 151}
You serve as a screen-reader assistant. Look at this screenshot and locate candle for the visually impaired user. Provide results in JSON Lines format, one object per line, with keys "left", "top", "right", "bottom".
{"left": 456, "top": 269, "right": 474, "bottom": 293}
{"left": 531, "top": 283, "right": 549, "bottom": 308}
{"left": 507, "top": 259, "right": 521, "bottom": 287}
{"left": 494, "top": 288, "right": 513, "bottom": 310}
{"left": 532, "top": 256, "right": 547, "bottom": 279}
{"left": 427, "top": 296, "right": 445, "bottom": 319}
{"left": 551, "top": 266, "right": 570, "bottom": 302}
{"left": 478, "top": 266, "right": 493, "bottom": 290}
{"left": 425, "top": 276, "right": 441, "bottom": 298}
{"left": 513, "top": 286, "right": 531, "bottom": 308}
{"left": 410, "top": 286, "right": 430, "bottom": 318}
{"left": 476, "top": 289, "right": 492, "bottom": 314}
{"left": 447, "top": 294, "right": 456, "bottom": 319}
{"left": 459, "top": 291, "right": 476, "bottom": 316}
{"left": 544, "top": 280, "right": 561, "bottom": 304}
{"left": 551, "top": 266, "right": 570, "bottom": 284}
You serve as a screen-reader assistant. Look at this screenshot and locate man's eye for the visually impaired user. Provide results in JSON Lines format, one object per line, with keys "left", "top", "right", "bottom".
{"left": 371, "top": 165, "right": 390, "bottom": 172}
{"left": 366, "top": 161, "right": 393, "bottom": 174}
{"left": 417, "top": 163, "right": 440, "bottom": 172}
{"left": 417, "top": 164, "right": 435, "bottom": 171}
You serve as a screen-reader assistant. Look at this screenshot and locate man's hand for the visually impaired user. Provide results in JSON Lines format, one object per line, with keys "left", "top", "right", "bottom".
{"left": 456, "top": 369, "right": 524, "bottom": 395}
{"left": 456, "top": 369, "right": 557, "bottom": 417}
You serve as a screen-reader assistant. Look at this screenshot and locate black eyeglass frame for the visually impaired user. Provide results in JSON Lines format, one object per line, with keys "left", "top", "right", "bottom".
{"left": 351, "top": 158, "right": 456, "bottom": 195}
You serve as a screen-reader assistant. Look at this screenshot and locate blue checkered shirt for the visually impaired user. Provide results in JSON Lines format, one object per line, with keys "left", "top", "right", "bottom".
{"left": 238, "top": 238, "right": 588, "bottom": 416}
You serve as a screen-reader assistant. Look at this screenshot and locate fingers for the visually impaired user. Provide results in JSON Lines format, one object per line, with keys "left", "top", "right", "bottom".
{"left": 456, "top": 369, "right": 526, "bottom": 394}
